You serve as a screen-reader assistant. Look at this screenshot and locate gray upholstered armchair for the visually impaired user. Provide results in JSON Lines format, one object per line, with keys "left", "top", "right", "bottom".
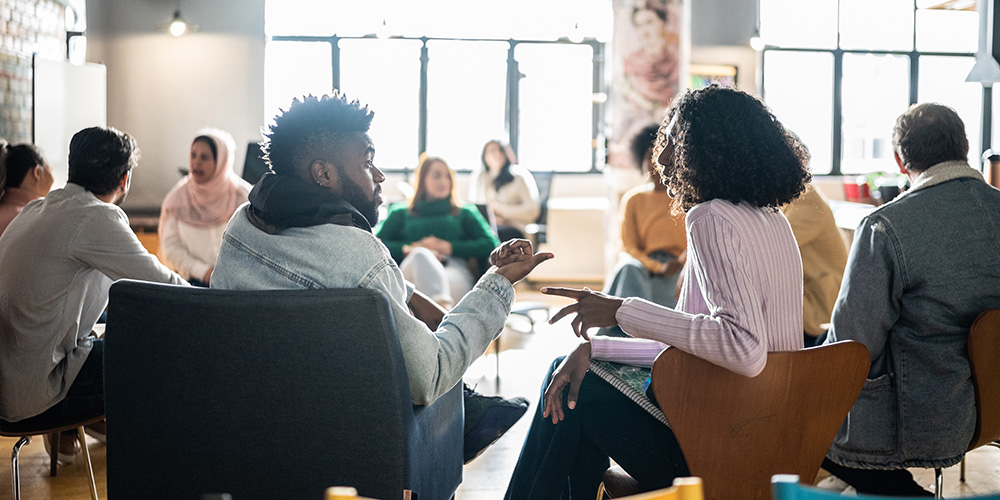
{"left": 104, "top": 280, "right": 463, "bottom": 500}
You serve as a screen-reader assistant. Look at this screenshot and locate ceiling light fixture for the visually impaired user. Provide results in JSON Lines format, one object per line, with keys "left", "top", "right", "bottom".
{"left": 169, "top": 9, "right": 187, "bottom": 37}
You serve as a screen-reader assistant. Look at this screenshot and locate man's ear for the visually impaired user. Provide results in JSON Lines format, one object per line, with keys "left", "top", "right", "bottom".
{"left": 310, "top": 160, "right": 339, "bottom": 188}
{"left": 894, "top": 151, "right": 907, "bottom": 175}
{"left": 119, "top": 170, "right": 130, "bottom": 191}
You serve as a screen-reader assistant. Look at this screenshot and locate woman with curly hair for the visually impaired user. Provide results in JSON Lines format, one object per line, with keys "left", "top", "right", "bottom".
{"left": 503, "top": 85, "right": 811, "bottom": 499}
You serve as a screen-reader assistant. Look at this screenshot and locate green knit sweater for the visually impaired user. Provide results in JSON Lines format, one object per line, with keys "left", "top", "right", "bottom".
{"left": 375, "top": 199, "right": 500, "bottom": 264}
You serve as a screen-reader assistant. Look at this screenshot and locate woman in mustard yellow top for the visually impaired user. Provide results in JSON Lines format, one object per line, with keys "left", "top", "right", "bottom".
{"left": 600, "top": 124, "right": 687, "bottom": 338}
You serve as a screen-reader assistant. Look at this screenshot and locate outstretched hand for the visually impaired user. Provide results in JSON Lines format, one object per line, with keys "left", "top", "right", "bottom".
{"left": 491, "top": 239, "right": 554, "bottom": 285}
{"left": 542, "top": 287, "right": 625, "bottom": 340}
{"left": 543, "top": 342, "right": 592, "bottom": 424}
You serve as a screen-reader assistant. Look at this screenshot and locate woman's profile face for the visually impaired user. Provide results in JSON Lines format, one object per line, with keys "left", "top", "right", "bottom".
{"left": 189, "top": 139, "right": 217, "bottom": 184}
{"left": 656, "top": 114, "right": 678, "bottom": 182}
{"left": 423, "top": 161, "right": 452, "bottom": 201}
{"left": 37, "top": 163, "right": 55, "bottom": 195}
{"left": 484, "top": 142, "right": 506, "bottom": 173}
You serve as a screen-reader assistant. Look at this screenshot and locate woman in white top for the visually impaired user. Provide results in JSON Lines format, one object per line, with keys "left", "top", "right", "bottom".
{"left": 159, "top": 129, "right": 251, "bottom": 286}
{"left": 468, "top": 140, "right": 540, "bottom": 241}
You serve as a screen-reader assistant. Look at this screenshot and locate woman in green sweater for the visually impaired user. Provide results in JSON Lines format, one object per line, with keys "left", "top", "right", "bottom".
{"left": 377, "top": 155, "right": 500, "bottom": 306}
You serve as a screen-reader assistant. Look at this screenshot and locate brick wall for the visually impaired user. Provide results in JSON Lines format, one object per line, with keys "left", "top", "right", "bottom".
{"left": 0, "top": 0, "right": 67, "bottom": 143}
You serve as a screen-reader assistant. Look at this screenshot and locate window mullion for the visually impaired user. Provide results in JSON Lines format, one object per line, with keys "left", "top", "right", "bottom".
{"left": 418, "top": 38, "right": 429, "bottom": 166}
{"left": 832, "top": 49, "right": 844, "bottom": 175}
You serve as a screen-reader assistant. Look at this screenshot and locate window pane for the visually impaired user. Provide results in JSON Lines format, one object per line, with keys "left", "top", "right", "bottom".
{"left": 424, "top": 41, "right": 508, "bottom": 172}
{"left": 760, "top": 0, "right": 838, "bottom": 49}
{"left": 763, "top": 51, "right": 835, "bottom": 174}
{"left": 515, "top": 43, "right": 594, "bottom": 172}
{"left": 264, "top": 41, "right": 332, "bottom": 125}
{"left": 841, "top": 54, "right": 910, "bottom": 175}
{"left": 839, "top": 0, "right": 913, "bottom": 51}
{"left": 916, "top": 9, "right": 977, "bottom": 53}
{"left": 918, "top": 56, "right": 981, "bottom": 167}
{"left": 339, "top": 39, "right": 422, "bottom": 170}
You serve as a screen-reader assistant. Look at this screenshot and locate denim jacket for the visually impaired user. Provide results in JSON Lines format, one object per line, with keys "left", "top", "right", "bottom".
{"left": 826, "top": 161, "right": 1000, "bottom": 469}
{"left": 212, "top": 204, "right": 514, "bottom": 405}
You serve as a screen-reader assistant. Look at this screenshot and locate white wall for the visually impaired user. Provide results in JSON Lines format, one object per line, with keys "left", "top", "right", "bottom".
{"left": 87, "top": 0, "right": 265, "bottom": 211}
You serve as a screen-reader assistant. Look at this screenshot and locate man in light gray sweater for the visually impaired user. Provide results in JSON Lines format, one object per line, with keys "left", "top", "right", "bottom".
{"left": 0, "top": 126, "right": 187, "bottom": 461}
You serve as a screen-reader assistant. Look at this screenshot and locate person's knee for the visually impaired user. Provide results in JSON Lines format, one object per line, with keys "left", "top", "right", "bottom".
{"left": 406, "top": 246, "right": 439, "bottom": 266}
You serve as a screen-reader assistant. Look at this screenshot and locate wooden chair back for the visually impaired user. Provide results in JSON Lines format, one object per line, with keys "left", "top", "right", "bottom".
{"left": 967, "top": 309, "right": 1000, "bottom": 451}
{"left": 617, "top": 477, "right": 705, "bottom": 500}
{"left": 651, "top": 341, "right": 870, "bottom": 500}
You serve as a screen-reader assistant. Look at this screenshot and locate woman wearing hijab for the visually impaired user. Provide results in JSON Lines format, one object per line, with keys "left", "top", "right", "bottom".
{"left": 159, "top": 129, "right": 251, "bottom": 286}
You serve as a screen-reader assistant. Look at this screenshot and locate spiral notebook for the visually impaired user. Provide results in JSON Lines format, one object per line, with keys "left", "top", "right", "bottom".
{"left": 588, "top": 359, "right": 669, "bottom": 427}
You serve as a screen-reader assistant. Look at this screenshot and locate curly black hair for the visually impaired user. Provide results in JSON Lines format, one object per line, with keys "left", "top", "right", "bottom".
{"left": 264, "top": 92, "right": 374, "bottom": 178}
{"left": 657, "top": 84, "right": 811, "bottom": 211}
{"left": 68, "top": 126, "right": 139, "bottom": 196}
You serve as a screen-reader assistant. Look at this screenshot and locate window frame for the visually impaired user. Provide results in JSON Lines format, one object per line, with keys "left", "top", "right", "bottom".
{"left": 760, "top": 0, "right": 982, "bottom": 175}
{"left": 268, "top": 34, "right": 608, "bottom": 175}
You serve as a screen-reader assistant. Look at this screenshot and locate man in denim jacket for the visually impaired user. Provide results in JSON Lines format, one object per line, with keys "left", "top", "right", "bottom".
{"left": 212, "top": 93, "right": 552, "bottom": 463}
{"left": 822, "top": 103, "right": 1000, "bottom": 496}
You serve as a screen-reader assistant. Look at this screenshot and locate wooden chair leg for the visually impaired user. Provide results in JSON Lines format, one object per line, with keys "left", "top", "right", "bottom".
{"left": 49, "top": 432, "right": 59, "bottom": 476}
{"left": 77, "top": 426, "right": 98, "bottom": 500}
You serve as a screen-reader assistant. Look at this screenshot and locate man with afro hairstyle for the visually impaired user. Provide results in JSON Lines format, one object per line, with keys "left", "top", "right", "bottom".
{"left": 212, "top": 92, "right": 553, "bottom": 463}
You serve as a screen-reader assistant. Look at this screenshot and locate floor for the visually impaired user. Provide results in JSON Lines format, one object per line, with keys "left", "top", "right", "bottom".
{"left": 1, "top": 288, "right": 999, "bottom": 499}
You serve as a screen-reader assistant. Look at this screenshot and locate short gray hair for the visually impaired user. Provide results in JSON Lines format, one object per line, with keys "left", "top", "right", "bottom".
{"left": 892, "top": 103, "right": 968, "bottom": 173}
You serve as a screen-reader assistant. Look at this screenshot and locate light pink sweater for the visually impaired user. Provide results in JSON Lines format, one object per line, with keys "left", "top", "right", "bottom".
{"left": 590, "top": 199, "right": 805, "bottom": 377}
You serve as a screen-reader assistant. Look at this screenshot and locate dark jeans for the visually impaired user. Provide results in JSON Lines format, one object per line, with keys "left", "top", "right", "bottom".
{"left": 504, "top": 356, "right": 689, "bottom": 500}
{"left": 821, "top": 458, "right": 933, "bottom": 497}
{"left": 12, "top": 339, "right": 105, "bottom": 428}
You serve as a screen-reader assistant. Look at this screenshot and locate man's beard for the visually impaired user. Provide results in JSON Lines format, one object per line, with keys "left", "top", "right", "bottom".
{"left": 338, "top": 174, "right": 380, "bottom": 227}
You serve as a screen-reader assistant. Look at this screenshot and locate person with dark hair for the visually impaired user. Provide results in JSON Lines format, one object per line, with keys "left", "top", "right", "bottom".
{"left": 212, "top": 93, "right": 550, "bottom": 463}
{"left": 502, "top": 85, "right": 810, "bottom": 499}
{"left": 159, "top": 129, "right": 251, "bottom": 286}
{"left": 0, "top": 142, "right": 54, "bottom": 235}
{"left": 469, "top": 139, "right": 540, "bottom": 241}
{"left": 599, "top": 123, "right": 686, "bottom": 338}
{"left": 376, "top": 154, "right": 499, "bottom": 307}
{"left": 0, "top": 126, "right": 186, "bottom": 462}
{"left": 819, "top": 102, "right": 1000, "bottom": 497}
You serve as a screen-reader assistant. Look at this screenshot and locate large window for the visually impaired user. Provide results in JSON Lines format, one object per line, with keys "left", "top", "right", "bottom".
{"left": 761, "top": 0, "right": 981, "bottom": 174}
{"left": 263, "top": 0, "right": 611, "bottom": 173}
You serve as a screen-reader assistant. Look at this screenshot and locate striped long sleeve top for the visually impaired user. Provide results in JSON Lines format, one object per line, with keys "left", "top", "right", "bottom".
{"left": 590, "top": 198, "right": 805, "bottom": 377}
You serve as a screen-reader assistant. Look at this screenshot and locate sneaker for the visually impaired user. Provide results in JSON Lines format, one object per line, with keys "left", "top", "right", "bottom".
{"left": 84, "top": 420, "right": 106, "bottom": 443}
{"left": 463, "top": 383, "right": 528, "bottom": 463}
{"left": 43, "top": 431, "right": 81, "bottom": 464}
